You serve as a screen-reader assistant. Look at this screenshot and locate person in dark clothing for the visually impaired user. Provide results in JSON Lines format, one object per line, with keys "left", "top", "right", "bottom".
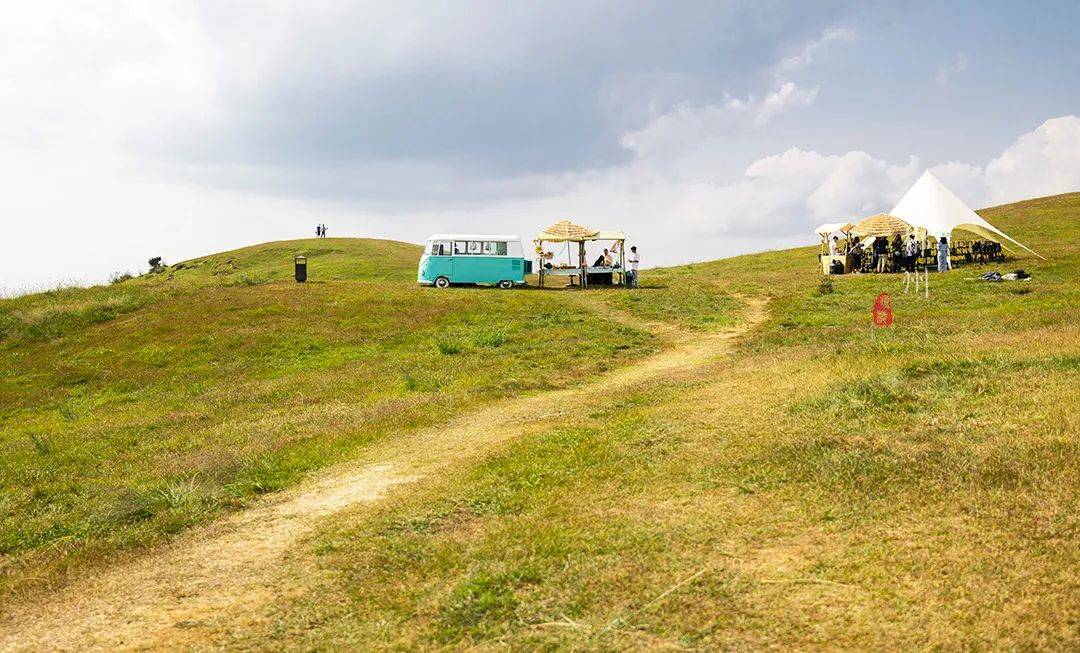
{"left": 891, "top": 234, "right": 904, "bottom": 272}
{"left": 871, "top": 237, "right": 886, "bottom": 272}
{"left": 849, "top": 236, "right": 864, "bottom": 273}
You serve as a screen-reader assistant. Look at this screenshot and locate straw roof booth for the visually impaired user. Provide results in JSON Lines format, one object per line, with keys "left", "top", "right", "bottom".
{"left": 536, "top": 220, "right": 599, "bottom": 241}
{"left": 534, "top": 220, "right": 627, "bottom": 288}
{"left": 851, "top": 213, "right": 914, "bottom": 238}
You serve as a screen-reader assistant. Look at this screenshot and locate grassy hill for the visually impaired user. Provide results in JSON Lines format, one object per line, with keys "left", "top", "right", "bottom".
{"left": 2, "top": 194, "right": 1078, "bottom": 649}
{"left": 0, "top": 238, "right": 658, "bottom": 597}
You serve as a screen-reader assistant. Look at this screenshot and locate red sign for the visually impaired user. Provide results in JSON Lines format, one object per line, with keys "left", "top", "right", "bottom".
{"left": 872, "top": 292, "right": 893, "bottom": 327}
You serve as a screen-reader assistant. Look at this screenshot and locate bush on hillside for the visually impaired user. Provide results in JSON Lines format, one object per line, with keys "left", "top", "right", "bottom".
{"left": 110, "top": 271, "right": 134, "bottom": 285}
{"left": 148, "top": 257, "right": 166, "bottom": 273}
{"left": 434, "top": 336, "right": 463, "bottom": 355}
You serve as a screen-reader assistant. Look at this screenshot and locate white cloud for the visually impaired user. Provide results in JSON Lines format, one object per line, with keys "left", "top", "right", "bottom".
{"left": 927, "top": 115, "right": 1080, "bottom": 207}
{"left": 620, "top": 80, "right": 819, "bottom": 157}
{"left": 620, "top": 24, "right": 851, "bottom": 157}
{"left": 754, "top": 82, "right": 820, "bottom": 126}
{"left": 674, "top": 148, "right": 919, "bottom": 236}
{"left": 936, "top": 53, "right": 969, "bottom": 88}
{"left": 984, "top": 115, "right": 1080, "bottom": 203}
{"left": 776, "top": 26, "right": 856, "bottom": 74}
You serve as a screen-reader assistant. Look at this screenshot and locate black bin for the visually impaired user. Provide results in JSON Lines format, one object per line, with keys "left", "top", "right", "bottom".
{"left": 294, "top": 255, "right": 307, "bottom": 282}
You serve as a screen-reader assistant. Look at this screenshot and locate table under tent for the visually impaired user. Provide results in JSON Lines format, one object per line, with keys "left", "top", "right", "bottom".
{"left": 815, "top": 221, "right": 854, "bottom": 274}
{"left": 534, "top": 220, "right": 628, "bottom": 288}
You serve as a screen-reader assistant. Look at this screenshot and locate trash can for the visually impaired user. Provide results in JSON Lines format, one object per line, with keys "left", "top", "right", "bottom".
{"left": 294, "top": 255, "right": 307, "bottom": 282}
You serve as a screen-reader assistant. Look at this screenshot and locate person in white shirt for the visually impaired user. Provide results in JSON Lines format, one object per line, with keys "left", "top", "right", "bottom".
{"left": 626, "top": 245, "right": 640, "bottom": 287}
{"left": 904, "top": 234, "right": 920, "bottom": 272}
{"left": 829, "top": 235, "right": 839, "bottom": 255}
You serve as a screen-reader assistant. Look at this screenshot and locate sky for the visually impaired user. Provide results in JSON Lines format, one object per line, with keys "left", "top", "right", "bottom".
{"left": 2, "top": 0, "right": 1079, "bottom": 292}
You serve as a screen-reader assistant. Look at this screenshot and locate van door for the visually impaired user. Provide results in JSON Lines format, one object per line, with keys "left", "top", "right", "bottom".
{"left": 452, "top": 241, "right": 470, "bottom": 280}
{"left": 426, "top": 240, "right": 453, "bottom": 281}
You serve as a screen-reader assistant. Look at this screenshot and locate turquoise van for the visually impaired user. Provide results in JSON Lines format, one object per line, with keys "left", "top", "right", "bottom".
{"left": 418, "top": 235, "right": 531, "bottom": 289}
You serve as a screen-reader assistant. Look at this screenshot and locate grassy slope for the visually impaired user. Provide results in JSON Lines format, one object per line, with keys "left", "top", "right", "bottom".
{"left": 0, "top": 238, "right": 659, "bottom": 597}
{"left": 230, "top": 195, "right": 1079, "bottom": 649}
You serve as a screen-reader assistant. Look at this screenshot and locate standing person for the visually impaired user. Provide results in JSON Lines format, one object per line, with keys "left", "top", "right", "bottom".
{"left": 626, "top": 245, "right": 640, "bottom": 287}
{"left": 891, "top": 234, "right": 904, "bottom": 272}
{"left": 904, "top": 234, "right": 920, "bottom": 272}
{"left": 849, "top": 237, "right": 864, "bottom": 273}
{"left": 321, "top": 224, "right": 327, "bottom": 238}
{"left": 316, "top": 224, "right": 321, "bottom": 238}
{"left": 873, "top": 237, "right": 885, "bottom": 272}
{"left": 937, "top": 236, "right": 951, "bottom": 272}
{"left": 829, "top": 235, "right": 840, "bottom": 255}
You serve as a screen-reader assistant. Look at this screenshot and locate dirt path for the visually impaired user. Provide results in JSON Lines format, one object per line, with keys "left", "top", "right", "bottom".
{"left": 0, "top": 297, "right": 767, "bottom": 652}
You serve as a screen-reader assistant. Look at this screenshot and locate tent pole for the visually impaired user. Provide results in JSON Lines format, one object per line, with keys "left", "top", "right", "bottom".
{"left": 620, "top": 239, "right": 626, "bottom": 286}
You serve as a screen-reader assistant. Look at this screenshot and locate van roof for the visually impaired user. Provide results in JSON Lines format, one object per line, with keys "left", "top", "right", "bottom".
{"left": 425, "top": 234, "right": 520, "bottom": 241}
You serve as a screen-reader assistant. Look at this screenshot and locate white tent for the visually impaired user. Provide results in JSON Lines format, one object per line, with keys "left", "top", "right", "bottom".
{"left": 814, "top": 222, "right": 853, "bottom": 237}
{"left": 890, "top": 170, "right": 1043, "bottom": 259}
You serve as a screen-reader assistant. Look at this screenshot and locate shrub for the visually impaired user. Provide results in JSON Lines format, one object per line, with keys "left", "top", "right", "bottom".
{"left": 229, "top": 273, "right": 269, "bottom": 287}
{"left": 29, "top": 434, "right": 52, "bottom": 456}
{"left": 435, "top": 337, "right": 463, "bottom": 355}
{"left": 109, "top": 271, "right": 134, "bottom": 285}
{"left": 472, "top": 329, "right": 508, "bottom": 348}
{"left": 817, "top": 277, "right": 834, "bottom": 295}
{"left": 148, "top": 257, "right": 166, "bottom": 273}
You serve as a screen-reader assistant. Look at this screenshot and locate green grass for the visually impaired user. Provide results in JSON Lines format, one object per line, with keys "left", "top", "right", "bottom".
{"left": 0, "top": 238, "right": 417, "bottom": 344}
{"left": 3, "top": 194, "right": 1078, "bottom": 649}
{"left": 0, "top": 238, "right": 656, "bottom": 597}
{"left": 224, "top": 193, "right": 1079, "bottom": 650}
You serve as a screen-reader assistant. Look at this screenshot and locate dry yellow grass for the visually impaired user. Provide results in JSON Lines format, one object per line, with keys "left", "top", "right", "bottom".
{"left": 1, "top": 194, "right": 1077, "bottom": 650}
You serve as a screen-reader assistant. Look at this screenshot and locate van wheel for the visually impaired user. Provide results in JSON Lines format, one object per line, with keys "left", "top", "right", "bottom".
{"left": 434, "top": 276, "right": 450, "bottom": 288}
{"left": 498, "top": 280, "right": 513, "bottom": 289}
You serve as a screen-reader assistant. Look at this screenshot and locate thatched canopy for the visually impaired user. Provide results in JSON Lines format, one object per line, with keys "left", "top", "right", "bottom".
{"left": 851, "top": 213, "right": 913, "bottom": 237}
{"left": 536, "top": 219, "right": 599, "bottom": 242}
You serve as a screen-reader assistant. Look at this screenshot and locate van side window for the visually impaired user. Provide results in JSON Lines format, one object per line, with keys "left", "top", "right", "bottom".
{"left": 467, "top": 241, "right": 482, "bottom": 254}
{"left": 430, "top": 240, "right": 450, "bottom": 255}
{"left": 482, "top": 241, "right": 508, "bottom": 256}
{"left": 454, "top": 241, "right": 469, "bottom": 255}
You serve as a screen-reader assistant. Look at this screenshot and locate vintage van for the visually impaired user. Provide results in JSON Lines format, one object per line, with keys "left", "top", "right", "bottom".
{"left": 417, "top": 234, "right": 531, "bottom": 288}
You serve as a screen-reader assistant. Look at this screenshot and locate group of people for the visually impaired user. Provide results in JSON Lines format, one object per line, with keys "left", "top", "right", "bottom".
{"left": 587, "top": 245, "right": 640, "bottom": 287}
{"left": 831, "top": 233, "right": 952, "bottom": 273}
{"left": 314, "top": 224, "right": 328, "bottom": 238}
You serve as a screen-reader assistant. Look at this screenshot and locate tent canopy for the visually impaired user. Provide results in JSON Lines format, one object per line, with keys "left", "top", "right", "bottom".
{"left": 815, "top": 222, "right": 853, "bottom": 237}
{"left": 536, "top": 219, "right": 599, "bottom": 242}
{"left": 851, "top": 213, "right": 913, "bottom": 238}
{"left": 594, "top": 230, "right": 626, "bottom": 240}
{"left": 890, "top": 170, "right": 1044, "bottom": 259}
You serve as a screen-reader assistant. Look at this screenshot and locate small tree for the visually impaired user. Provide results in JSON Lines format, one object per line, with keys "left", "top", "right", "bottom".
{"left": 148, "top": 256, "right": 165, "bottom": 273}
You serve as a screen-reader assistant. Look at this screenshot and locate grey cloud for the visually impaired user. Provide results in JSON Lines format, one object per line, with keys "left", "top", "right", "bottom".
{"left": 158, "top": 1, "right": 855, "bottom": 201}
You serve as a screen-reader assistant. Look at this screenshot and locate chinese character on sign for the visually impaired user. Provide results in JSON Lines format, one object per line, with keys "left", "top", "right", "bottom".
{"left": 872, "top": 292, "right": 893, "bottom": 327}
